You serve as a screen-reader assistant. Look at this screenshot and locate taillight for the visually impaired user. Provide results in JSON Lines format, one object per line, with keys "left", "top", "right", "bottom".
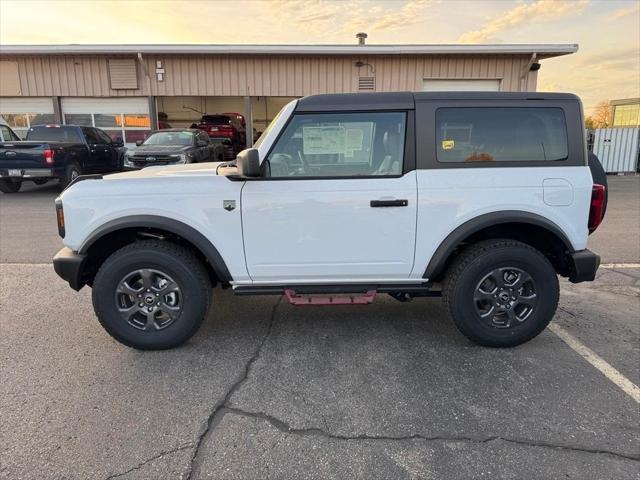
{"left": 44, "top": 148, "right": 55, "bottom": 165}
{"left": 215, "top": 126, "right": 235, "bottom": 137}
{"left": 588, "top": 184, "right": 606, "bottom": 233}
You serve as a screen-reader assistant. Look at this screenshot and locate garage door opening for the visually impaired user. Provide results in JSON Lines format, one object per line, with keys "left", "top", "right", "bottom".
{"left": 156, "top": 96, "right": 297, "bottom": 141}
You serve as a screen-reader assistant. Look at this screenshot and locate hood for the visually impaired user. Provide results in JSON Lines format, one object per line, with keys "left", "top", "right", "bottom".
{"left": 128, "top": 145, "right": 191, "bottom": 155}
{"left": 105, "top": 161, "right": 227, "bottom": 180}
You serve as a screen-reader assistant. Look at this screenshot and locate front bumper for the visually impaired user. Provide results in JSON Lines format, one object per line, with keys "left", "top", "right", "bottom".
{"left": 568, "top": 249, "right": 600, "bottom": 283}
{"left": 53, "top": 247, "right": 88, "bottom": 291}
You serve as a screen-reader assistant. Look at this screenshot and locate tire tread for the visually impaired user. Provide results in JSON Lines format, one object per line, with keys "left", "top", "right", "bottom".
{"left": 92, "top": 240, "right": 211, "bottom": 350}
{"left": 443, "top": 239, "right": 559, "bottom": 347}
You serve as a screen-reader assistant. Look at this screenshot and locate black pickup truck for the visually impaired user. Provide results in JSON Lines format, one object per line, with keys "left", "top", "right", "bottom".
{"left": 0, "top": 125, "right": 125, "bottom": 193}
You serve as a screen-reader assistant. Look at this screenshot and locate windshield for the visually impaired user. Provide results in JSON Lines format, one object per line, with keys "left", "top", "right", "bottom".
{"left": 143, "top": 131, "right": 194, "bottom": 146}
{"left": 254, "top": 106, "right": 286, "bottom": 148}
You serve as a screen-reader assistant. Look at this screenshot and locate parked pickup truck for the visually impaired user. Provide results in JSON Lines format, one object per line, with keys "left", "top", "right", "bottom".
{"left": 123, "top": 129, "right": 224, "bottom": 170}
{"left": 53, "top": 92, "right": 606, "bottom": 351}
{"left": 0, "top": 124, "right": 124, "bottom": 193}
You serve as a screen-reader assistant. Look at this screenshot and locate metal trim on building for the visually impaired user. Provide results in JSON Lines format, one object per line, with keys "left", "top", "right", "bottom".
{"left": 0, "top": 43, "right": 579, "bottom": 57}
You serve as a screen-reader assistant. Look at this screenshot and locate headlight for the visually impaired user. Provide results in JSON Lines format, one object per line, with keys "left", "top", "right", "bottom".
{"left": 172, "top": 154, "right": 188, "bottom": 164}
{"left": 123, "top": 154, "right": 134, "bottom": 167}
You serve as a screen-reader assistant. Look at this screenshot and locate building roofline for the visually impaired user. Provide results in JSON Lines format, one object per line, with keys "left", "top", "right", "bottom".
{"left": 610, "top": 98, "right": 640, "bottom": 106}
{"left": 0, "top": 43, "right": 578, "bottom": 57}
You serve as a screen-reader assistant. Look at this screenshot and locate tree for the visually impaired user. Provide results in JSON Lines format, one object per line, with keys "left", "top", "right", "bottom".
{"left": 587, "top": 101, "right": 613, "bottom": 128}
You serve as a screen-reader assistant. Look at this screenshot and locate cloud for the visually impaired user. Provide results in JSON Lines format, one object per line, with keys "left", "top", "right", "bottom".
{"left": 346, "top": 0, "right": 437, "bottom": 32}
{"left": 258, "top": 0, "right": 436, "bottom": 37}
{"left": 458, "top": 0, "right": 589, "bottom": 43}
{"left": 607, "top": 2, "right": 640, "bottom": 21}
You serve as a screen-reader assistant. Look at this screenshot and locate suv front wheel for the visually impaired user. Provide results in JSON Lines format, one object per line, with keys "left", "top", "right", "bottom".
{"left": 443, "top": 239, "right": 559, "bottom": 348}
{"left": 92, "top": 240, "right": 211, "bottom": 350}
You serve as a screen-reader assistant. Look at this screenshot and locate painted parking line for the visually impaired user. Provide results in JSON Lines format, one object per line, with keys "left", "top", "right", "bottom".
{"left": 549, "top": 322, "right": 640, "bottom": 404}
{"left": 600, "top": 263, "right": 640, "bottom": 269}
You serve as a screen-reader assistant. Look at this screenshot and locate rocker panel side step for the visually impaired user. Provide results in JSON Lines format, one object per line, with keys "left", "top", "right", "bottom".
{"left": 284, "top": 288, "right": 376, "bottom": 306}
{"left": 233, "top": 283, "right": 441, "bottom": 297}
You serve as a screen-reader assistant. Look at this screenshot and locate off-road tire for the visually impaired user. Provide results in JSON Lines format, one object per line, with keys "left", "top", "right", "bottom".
{"left": 92, "top": 240, "right": 211, "bottom": 350}
{"left": 0, "top": 179, "right": 22, "bottom": 193}
{"left": 443, "top": 239, "right": 559, "bottom": 348}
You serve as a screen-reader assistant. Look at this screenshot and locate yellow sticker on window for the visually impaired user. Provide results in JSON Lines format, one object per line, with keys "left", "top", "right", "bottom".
{"left": 442, "top": 140, "right": 455, "bottom": 150}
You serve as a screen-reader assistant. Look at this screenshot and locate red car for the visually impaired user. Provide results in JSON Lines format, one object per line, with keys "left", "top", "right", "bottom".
{"left": 191, "top": 113, "right": 246, "bottom": 158}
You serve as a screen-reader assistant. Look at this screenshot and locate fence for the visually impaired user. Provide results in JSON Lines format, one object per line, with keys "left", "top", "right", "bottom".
{"left": 592, "top": 127, "right": 639, "bottom": 173}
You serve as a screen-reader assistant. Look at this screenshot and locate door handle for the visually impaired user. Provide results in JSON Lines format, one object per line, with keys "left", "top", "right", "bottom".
{"left": 370, "top": 199, "right": 408, "bottom": 208}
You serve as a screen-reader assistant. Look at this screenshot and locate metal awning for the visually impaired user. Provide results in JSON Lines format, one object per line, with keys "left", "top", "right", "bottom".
{"left": 0, "top": 43, "right": 578, "bottom": 58}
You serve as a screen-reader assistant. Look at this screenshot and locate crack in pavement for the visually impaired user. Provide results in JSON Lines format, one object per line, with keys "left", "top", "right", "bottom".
{"left": 180, "top": 296, "right": 636, "bottom": 479}
{"left": 220, "top": 406, "right": 640, "bottom": 462}
{"left": 185, "top": 295, "right": 284, "bottom": 480}
{"left": 104, "top": 443, "right": 194, "bottom": 480}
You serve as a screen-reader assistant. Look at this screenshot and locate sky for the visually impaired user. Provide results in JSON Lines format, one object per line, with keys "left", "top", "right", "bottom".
{"left": 1, "top": 0, "right": 638, "bottom": 114}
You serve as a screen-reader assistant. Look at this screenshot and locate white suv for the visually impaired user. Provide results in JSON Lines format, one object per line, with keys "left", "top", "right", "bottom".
{"left": 53, "top": 92, "right": 606, "bottom": 350}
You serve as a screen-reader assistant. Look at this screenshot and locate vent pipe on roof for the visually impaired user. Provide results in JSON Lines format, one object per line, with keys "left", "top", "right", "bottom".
{"left": 356, "top": 32, "right": 368, "bottom": 46}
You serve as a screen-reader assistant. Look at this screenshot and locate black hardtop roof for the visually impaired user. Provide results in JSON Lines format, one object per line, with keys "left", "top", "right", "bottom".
{"left": 295, "top": 91, "right": 580, "bottom": 111}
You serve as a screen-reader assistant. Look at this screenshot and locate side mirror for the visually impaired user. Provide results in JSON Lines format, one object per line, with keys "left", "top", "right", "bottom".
{"left": 197, "top": 140, "right": 208, "bottom": 147}
{"left": 236, "top": 148, "right": 261, "bottom": 177}
{"left": 135, "top": 140, "right": 143, "bottom": 147}
{"left": 113, "top": 137, "right": 124, "bottom": 147}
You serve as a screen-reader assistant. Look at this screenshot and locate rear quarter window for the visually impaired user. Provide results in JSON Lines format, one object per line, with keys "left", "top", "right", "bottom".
{"left": 436, "top": 107, "right": 569, "bottom": 163}
{"left": 26, "top": 126, "right": 83, "bottom": 143}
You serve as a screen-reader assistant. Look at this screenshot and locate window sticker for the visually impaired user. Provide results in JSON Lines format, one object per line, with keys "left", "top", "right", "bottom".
{"left": 442, "top": 139, "right": 455, "bottom": 150}
{"left": 302, "top": 126, "right": 345, "bottom": 155}
{"left": 345, "top": 128, "right": 364, "bottom": 151}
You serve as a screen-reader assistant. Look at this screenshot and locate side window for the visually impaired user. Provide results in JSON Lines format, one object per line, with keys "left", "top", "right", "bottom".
{"left": 95, "top": 128, "right": 113, "bottom": 144}
{"left": 266, "top": 112, "right": 406, "bottom": 178}
{"left": 436, "top": 107, "right": 569, "bottom": 163}
{"left": 82, "top": 127, "right": 99, "bottom": 144}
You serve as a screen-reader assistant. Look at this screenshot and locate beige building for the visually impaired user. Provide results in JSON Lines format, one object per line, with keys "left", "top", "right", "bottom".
{"left": 0, "top": 42, "right": 577, "bottom": 144}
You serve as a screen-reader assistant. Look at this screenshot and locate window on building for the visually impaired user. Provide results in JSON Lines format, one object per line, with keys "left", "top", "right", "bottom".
{"left": 65, "top": 114, "right": 93, "bottom": 126}
{"left": 436, "top": 107, "right": 568, "bottom": 163}
{"left": 266, "top": 112, "right": 406, "bottom": 178}
{"left": 63, "top": 112, "right": 151, "bottom": 145}
{"left": 612, "top": 104, "right": 640, "bottom": 127}
{"left": 0, "top": 113, "right": 56, "bottom": 138}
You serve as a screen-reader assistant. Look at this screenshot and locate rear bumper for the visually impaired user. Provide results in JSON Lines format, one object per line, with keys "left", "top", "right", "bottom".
{"left": 568, "top": 249, "right": 600, "bottom": 283}
{"left": 53, "top": 247, "right": 88, "bottom": 291}
{"left": 0, "top": 168, "right": 57, "bottom": 179}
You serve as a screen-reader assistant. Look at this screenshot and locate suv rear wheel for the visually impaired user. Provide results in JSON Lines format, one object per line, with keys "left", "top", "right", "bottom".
{"left": 92, "top": 240, "right": 211, "bottom": 350}
{"left": 443, "top": 239, "right": 559, "bottom": 347}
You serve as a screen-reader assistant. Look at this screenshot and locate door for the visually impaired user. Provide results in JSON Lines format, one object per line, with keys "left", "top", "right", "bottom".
{"left": 95, "top": 128, "right": 120, "bottom": 170}
{"left": 195, "top": 131, "right": 211, "bottom": 162}
{"left": 241, "top": 110, "right": 417, "bottom": 283}
{"left": 81, "top": 127, "right": 111, "bottom": 173}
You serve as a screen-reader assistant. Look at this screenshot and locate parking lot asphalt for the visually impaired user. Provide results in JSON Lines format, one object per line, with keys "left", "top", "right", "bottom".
{"left": 1, "top": 176, "right": 639, "bottom": 479}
